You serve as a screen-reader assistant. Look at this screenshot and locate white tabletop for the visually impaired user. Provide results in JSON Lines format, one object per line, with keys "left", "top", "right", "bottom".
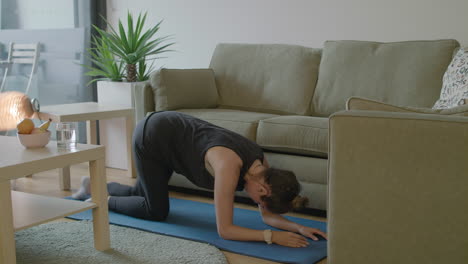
{"left": 0, "top": 136, "right": 104, "bottom": 181}
{"left": 37, "top": 102, "right": 134, "bottom": 122}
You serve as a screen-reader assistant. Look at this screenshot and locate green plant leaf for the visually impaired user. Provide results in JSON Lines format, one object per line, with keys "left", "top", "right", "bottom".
{"left": 135, "top": 13, "right": 146, "bottom": 42}
{"left": 83, "top": 11, "right": 175, "bottom": 82}
{"left": 127, "top": 11, "right": 134, "bottom": 51}
{"left": 118, "top": 20, "right": 130, "bottom": 52}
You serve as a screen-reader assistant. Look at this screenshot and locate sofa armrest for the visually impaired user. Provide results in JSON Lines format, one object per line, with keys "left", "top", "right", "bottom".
{"left": 328, "top": 110, "right": 468, "bottom": 264}
{"left": 149, "top": 68, "right": 219, "bottom": 112}
{"left": 132, "top": 81, "right": 155, "bottom": 123}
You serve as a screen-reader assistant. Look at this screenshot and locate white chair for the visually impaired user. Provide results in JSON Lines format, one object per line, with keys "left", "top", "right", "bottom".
{"left": 0, "top": 42, "right": 40, "bottom": 95}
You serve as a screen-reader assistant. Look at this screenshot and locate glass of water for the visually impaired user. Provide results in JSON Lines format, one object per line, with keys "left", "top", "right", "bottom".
{"left": 56, "top": 122, "right": 77, "bottom": 150}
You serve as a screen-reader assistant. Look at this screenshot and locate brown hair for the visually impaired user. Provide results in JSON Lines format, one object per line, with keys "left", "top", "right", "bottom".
{"left": 260, "top": 168, "right": 308, "bottom": 214}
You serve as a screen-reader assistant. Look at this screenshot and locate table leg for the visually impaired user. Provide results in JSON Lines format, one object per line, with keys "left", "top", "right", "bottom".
{"left": 125, "top": 115, "right": 136, "bottom": 178}
{"left": 59, "top": 166, "right": 71, "bottom": 190}
{"left": 0, "top": 181, "right": 17, "bottom": 263}
{"left": 89, "top": 158, "right": 110, "bottom": 251}
{"left": 86, "top": 120, "right": 97, "bottom": 145}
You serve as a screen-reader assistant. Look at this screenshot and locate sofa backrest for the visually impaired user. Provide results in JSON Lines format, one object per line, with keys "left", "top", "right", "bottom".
{"left": 209, "top": 43, "right": 322, "bottom": 115}
{"left": 311, "top": 39, "right": 460, "bottom": 117}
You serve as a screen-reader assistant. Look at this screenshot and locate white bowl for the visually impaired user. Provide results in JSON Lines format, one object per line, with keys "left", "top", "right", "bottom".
{"left": 17, "top": 131, "right": 51, "bottom": 148}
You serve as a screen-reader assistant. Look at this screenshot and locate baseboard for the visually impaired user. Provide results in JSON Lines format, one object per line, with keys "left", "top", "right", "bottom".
{"left": 168, "top": 185, "right": 327, "bottom": 218}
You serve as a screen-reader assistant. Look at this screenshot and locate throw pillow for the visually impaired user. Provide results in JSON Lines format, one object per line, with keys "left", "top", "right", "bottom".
{"left": 150, "top": 69, "right": 219, "bottom": 111}
{"left": 433, "top": 47, "right": 468, "bottom": 109}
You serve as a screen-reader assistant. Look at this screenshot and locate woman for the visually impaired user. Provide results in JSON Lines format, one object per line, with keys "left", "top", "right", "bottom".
{"left": 73, "top": 111, "right": 327, "bottom": 247}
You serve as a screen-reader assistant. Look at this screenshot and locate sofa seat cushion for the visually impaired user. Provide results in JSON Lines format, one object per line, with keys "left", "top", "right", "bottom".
{"left": 176, "top": 108, "right": 278, "bottom": 141}
{"left": 257, "top": 116, "right": 328, "bottom": 158}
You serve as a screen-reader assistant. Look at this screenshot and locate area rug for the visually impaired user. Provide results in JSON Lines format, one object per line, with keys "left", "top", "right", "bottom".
{"left": 67, "top": 197, "right": 327, "bottom": 264}
{"left": 16, "top": 221, "right": 227, "bottom": 264}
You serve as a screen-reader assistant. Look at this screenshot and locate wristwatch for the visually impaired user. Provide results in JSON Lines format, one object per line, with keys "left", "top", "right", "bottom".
{"left": 263, "top": 229, "right": 273, "bottom": 244}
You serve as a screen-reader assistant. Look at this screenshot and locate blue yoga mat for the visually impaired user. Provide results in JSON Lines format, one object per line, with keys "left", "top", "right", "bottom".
{"left": 67, "top": 197, "right": 327, "bottom": 264}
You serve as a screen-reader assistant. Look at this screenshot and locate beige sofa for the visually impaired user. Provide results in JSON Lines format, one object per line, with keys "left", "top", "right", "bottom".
{"left": 133, "top": 39, "right": 460, "bottom": 212}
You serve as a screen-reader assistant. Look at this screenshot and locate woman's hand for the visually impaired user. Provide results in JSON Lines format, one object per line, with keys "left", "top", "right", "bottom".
{"left": 297, "top": 226, "right": 328, "bottom": 241}
{"left": 272, "top": 231, "right": 309, "bottom": 248}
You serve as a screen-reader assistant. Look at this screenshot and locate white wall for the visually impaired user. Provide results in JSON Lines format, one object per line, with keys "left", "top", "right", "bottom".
{"left": 107, "top": 0, "right": 468, "bottom": 68}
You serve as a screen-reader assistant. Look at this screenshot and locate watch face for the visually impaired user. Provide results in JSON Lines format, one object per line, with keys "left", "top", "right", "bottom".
{"left": 31, "top": 98, "right": 40, "bottom": 112}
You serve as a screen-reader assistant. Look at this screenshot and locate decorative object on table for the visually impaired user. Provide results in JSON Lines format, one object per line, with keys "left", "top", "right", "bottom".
{"left": 81, "top": 11, "right": 174, "bottom": 170}
{"left": 0, "top": 91, "right": 40, "bottom": 131}
{"left": 55, "top": 122, "right": 77, "bottom": 150}
{"left": 433, "top": 47, "right": 468, "bottom": 109}
{"left": 16, "top": 118, "right": 52, "bottom": 148}
{"left": 1, "top": 91, "right": 45, "bottom": 185}
{"left": 16, "top": 221, "right": 227, "bottom": 264}
{"left": 0, "top": 91, "right": 51, "bottom": 148}
{"left": 16, "top": 130, "right": 51, "bottom": 148}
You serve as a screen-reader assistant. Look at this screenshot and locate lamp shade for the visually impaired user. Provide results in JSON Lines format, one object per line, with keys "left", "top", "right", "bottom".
{"left": 0, "top": 91, "right": 35, "bottom": 131}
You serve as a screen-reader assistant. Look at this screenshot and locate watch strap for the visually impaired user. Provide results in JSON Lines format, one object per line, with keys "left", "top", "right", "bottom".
{"left": 263, "top": 229, "right": 272, "bottom": 244}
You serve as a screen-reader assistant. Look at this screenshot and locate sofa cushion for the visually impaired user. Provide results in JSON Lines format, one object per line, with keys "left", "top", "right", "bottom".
{"left": 209, "top": 43, "right": 322, "bottom": 115}
{"left": 150, "top": 69, "right": 219, "bottom": 111}
{"left": 312, "top": 39, "right": 460, "bottom": 116}
{"left": 257, "top": 116, "right": 328, "bottom": 158}
{"left": 176, "top": 108, "right": 278, "bottom": 141}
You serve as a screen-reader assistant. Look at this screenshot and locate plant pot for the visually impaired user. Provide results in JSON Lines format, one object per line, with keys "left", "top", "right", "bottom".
{"left": 97, "top": 80, "right": 148, "bottom": 170}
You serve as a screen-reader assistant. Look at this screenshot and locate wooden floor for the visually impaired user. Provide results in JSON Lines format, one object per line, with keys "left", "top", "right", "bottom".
{"left": 13, "top": 163, "right": 327, "bottom": 264}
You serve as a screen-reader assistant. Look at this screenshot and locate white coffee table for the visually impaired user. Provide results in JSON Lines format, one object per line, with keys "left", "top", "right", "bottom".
{"left": 37, "top": 102, "right": 136, "bottom": 190}
{"left": 0, "top": 136, "right": 110, "bottom": 263}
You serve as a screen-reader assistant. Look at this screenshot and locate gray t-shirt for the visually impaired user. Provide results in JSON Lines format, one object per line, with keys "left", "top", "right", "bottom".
{"left": 144, "top": 111, "right": 264, "bottom": 191}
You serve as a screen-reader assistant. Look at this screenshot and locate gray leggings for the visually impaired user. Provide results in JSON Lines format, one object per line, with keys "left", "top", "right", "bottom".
{"left": 107, "top": 112, "right": 173, "bottom": 221}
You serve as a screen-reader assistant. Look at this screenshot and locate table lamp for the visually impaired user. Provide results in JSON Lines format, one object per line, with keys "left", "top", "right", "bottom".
{"left": 0, "top": 91, "right": 40, "bottom": 131}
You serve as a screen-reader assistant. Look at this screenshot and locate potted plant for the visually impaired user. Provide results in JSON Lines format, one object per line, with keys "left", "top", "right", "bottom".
{"left": 83, "top": 11, "right": 174, "bottom": 170}
{"left": 84, "top": 11, "right": 174, "bottom": 111}
{"left": 92, "top": 11, "right": 174, "bottom": 83}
